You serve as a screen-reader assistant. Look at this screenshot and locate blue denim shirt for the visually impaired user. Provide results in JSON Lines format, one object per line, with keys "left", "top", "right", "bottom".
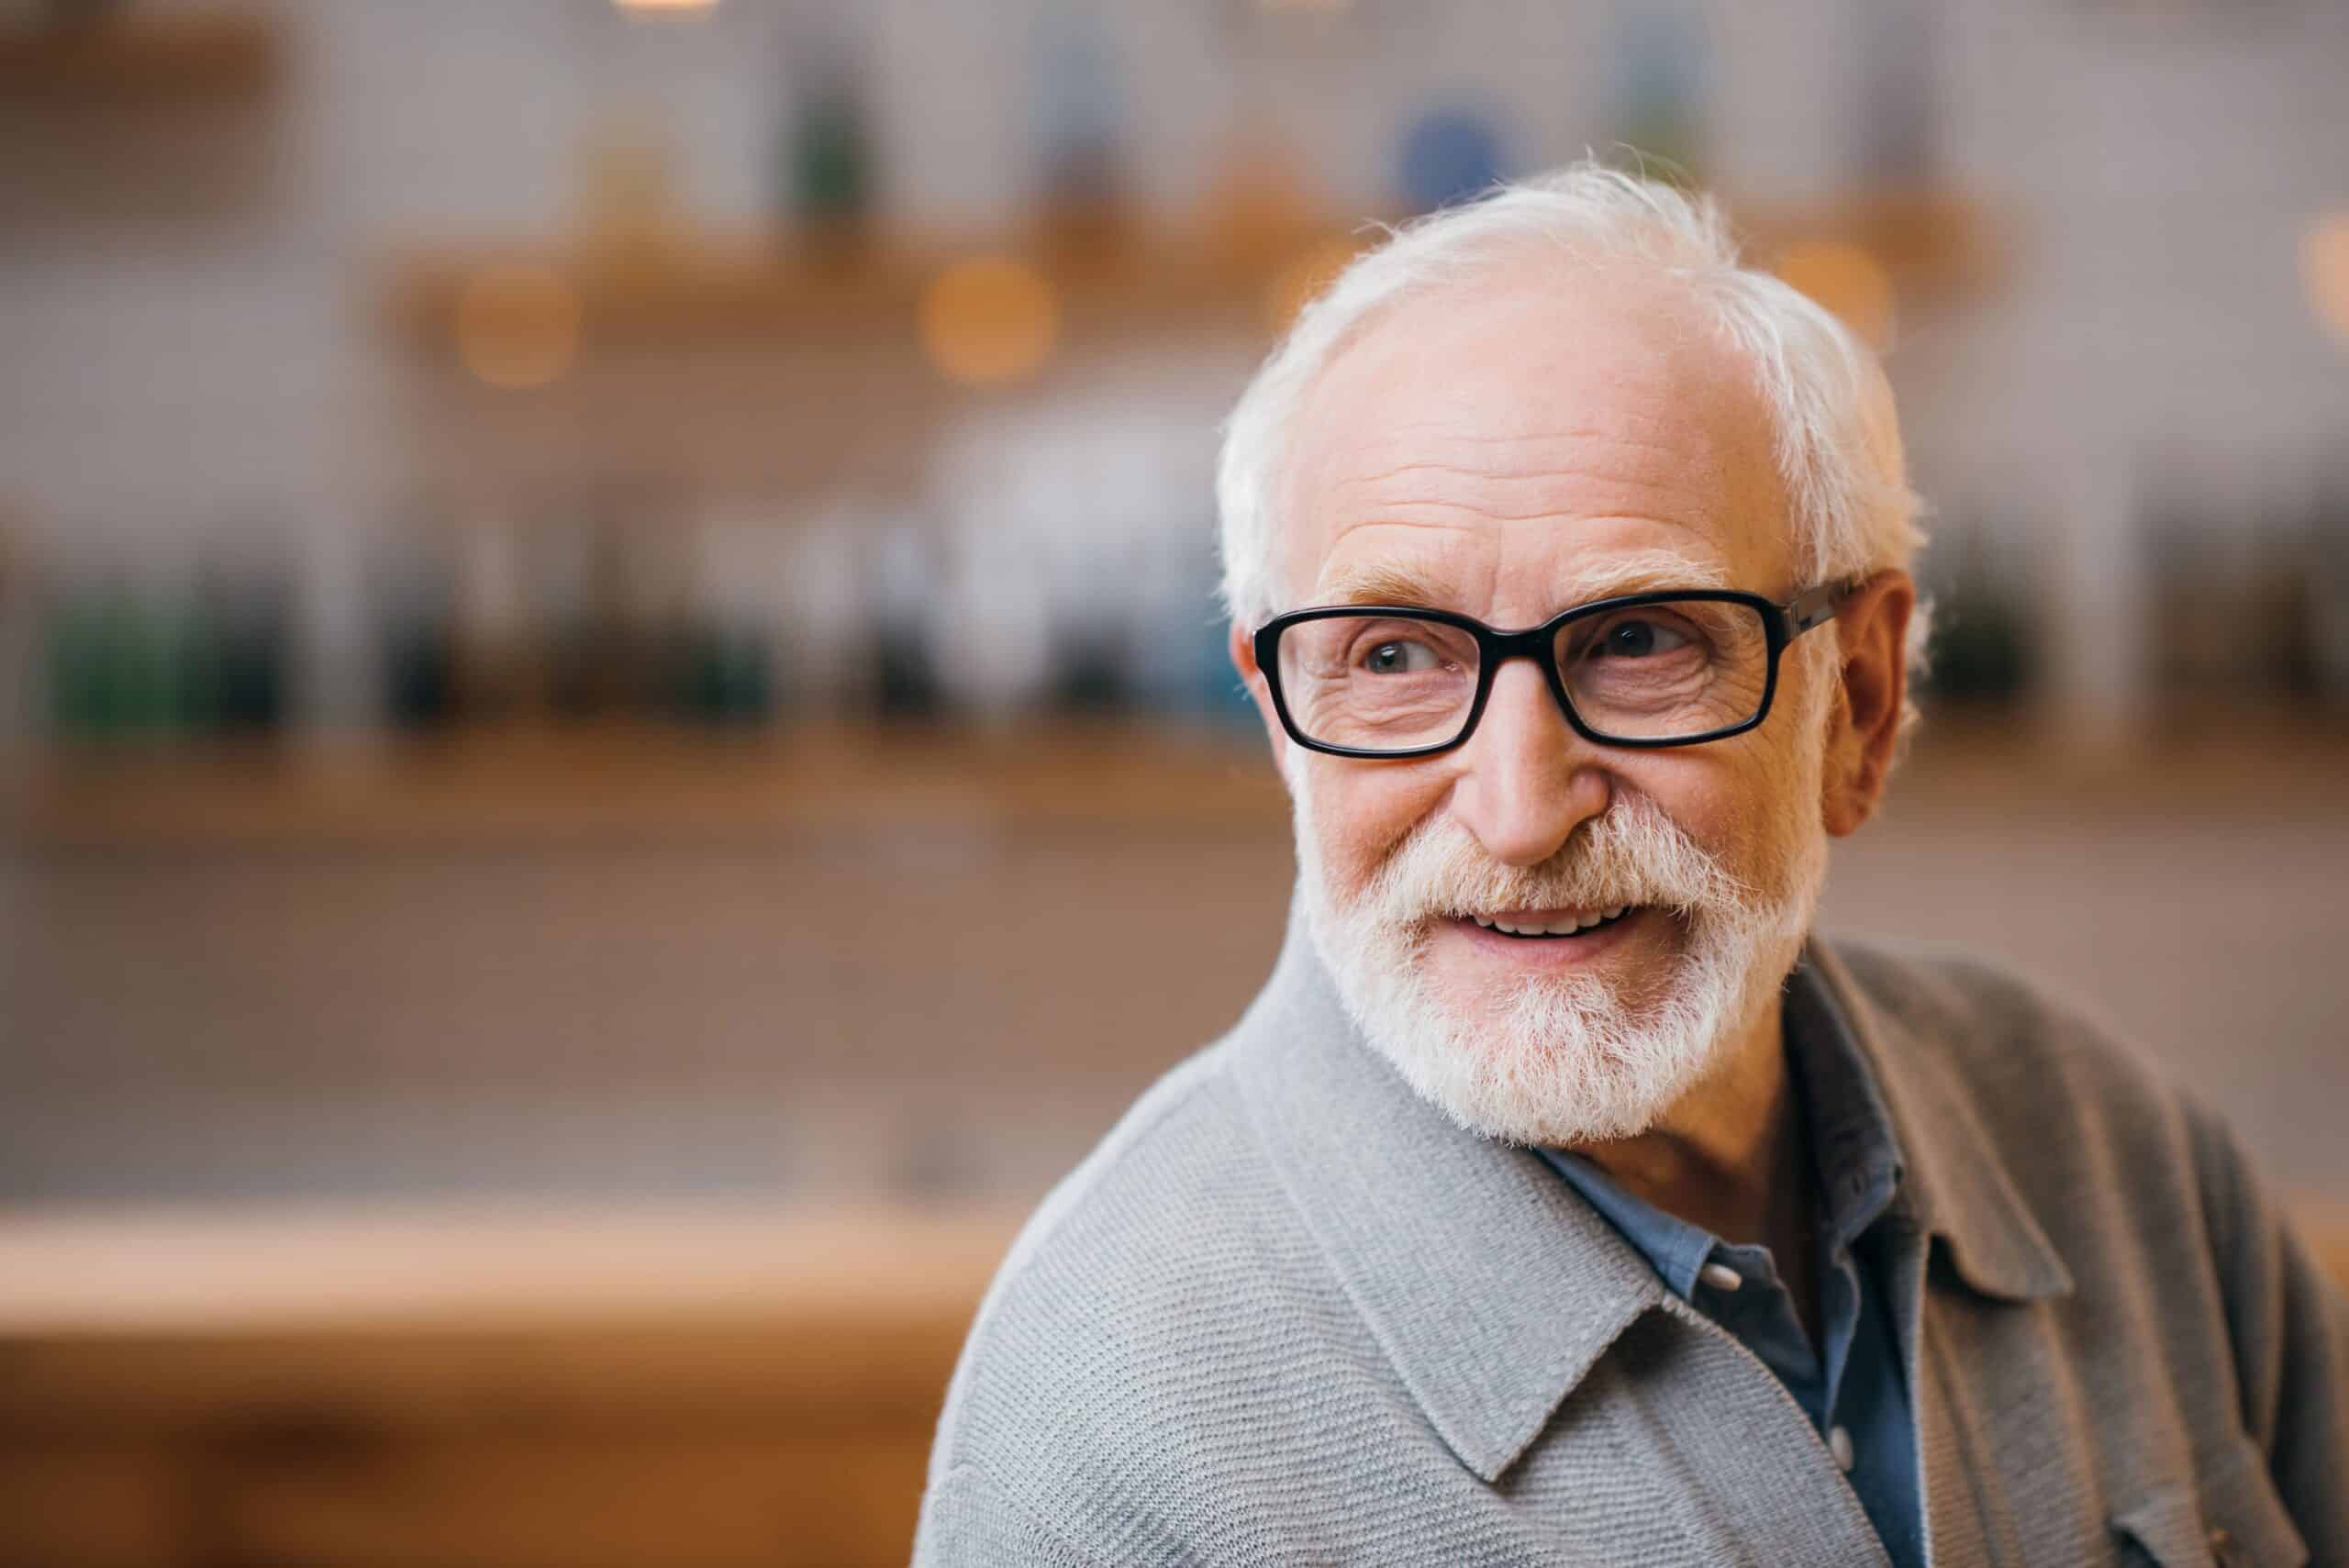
{"left": 1535, "top": 962, "right": 1921, "bottom": 1568}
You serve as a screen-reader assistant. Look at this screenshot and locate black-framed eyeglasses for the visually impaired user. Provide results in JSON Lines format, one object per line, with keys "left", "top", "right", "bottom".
{"left": 1252, "top": 582, "right": 1856, "bottom": 758}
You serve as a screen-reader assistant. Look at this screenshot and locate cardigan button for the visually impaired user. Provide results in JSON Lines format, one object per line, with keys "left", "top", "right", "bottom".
{"left": 1827, "top": 1425, "right": 1855, "bottom": 1472}
{"left": 1697, "top": 1262, "right": 1743, "bottom": 1293}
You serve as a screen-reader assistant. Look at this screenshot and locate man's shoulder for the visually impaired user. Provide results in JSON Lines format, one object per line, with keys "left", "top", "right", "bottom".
{"left": 930, "top": 1031, "right": 1323, "bottom": 1455}
{"left": 978, "top": 1031, "right": 1276, "bottom": 1307}
{"left": 1821, "top": 936, "right": 2229, "bottom": 1220}
{"left": 1825, "top": 935, "right": 2182, "bottom": 1113}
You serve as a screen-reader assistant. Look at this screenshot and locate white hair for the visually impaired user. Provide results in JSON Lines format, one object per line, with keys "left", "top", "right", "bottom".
{"left": 1215, "top": 161, "right": 1932, "bottom": 701}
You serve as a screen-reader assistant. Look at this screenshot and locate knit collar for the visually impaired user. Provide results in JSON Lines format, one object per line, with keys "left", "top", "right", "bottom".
{"left": 1802, "top": 941, "right": 2074, "bottom": 1308}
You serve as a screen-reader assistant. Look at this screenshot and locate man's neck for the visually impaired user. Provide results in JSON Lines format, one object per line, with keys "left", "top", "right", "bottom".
{"left": 1568, "top": 1002, "right": 1808, "bottom": 1260}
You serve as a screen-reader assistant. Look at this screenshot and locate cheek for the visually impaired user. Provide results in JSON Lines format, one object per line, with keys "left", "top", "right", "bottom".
{"left": 1705, "top": 722, "right": 1831, "bottom": 884}
{"left": 1300, "top": 759, "right": 1453, "bottom": 893}
{"left": 1618, "top": 745, "right": 1806, "bottom": 878}
{"left": 1643, "top": 642, "right": 1836, "bottom": 852}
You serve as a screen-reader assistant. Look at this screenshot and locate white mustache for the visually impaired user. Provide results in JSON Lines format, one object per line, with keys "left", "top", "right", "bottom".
{"left": 1352, "top": 794, "right": 1755, "bottom": 934}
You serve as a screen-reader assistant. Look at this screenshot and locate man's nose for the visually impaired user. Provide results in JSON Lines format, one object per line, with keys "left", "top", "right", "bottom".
{"left": 1449, "top": 659, "right": 1609, "bottom": 867}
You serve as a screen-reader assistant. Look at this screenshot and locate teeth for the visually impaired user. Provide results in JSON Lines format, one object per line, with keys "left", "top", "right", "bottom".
{"left": 1470, "top": 907, "right": 1636, "bottom": 937}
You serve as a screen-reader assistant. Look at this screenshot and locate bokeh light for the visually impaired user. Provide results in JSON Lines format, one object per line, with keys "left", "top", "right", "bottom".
{"left": 1264, "top": 236, "right": 1364, "bottom": 333}
{"left": 1773, "top": 239, "right": 1897, "bottom": 350}
{"left": 2303, "top": 211, "right": 2349, "bottom": 350}
{"left": 918, "top": 256, "right": 1060, "bottom": 387}
{"left": 453, "top": 263, "right": 583, "bottom": 390}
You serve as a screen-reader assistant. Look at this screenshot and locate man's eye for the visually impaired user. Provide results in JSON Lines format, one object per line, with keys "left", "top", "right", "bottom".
{"left": 1596, "top": 618, "right": 1691, "bottom": 658}
{"left": 1361, "top": 640, "right": 1441, "bottom": 674}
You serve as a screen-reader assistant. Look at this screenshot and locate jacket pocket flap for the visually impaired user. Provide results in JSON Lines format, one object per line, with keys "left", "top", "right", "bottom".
{"left": 2113, "top": 1484, "right": 2214, "bottom": 1567}
{"left": 2111, "top": 1438, "right": 2310, "bottom": 1568}
{"left": 2199, "top": 1435, "right": 2309, "bottom": 1568}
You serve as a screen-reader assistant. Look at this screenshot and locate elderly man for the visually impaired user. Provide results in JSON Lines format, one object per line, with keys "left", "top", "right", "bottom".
{"left": 915, "top": 166, "right": 2347, "bottom": 1567}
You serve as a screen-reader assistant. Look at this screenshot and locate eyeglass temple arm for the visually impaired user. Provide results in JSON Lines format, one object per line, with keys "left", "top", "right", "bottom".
{"left": 1783, "top": 579, "right": 1859, "bottom": 637}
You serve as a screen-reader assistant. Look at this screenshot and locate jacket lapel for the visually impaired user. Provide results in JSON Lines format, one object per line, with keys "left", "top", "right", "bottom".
{"left": 1228, "top": 890, "right": 1665, "bottom": 1483}
{"left": 1808, "top": 939, "right": 2077, "bottom": 1568}
{"left": 1807, "top": 940, "right": 2074, "bottom": 1306}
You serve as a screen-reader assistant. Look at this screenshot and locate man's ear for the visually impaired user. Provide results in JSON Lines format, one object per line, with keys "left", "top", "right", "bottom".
{"left": 1821, "top": 570, "right": 1914, "bottom": 838}
{"left": 1230, "top": 620, "right": 1292, "bottom": 774}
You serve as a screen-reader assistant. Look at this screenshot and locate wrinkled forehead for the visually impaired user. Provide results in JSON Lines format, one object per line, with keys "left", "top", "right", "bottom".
{"left": 1275, "top": 261, "right": 1796, "bottom": 621}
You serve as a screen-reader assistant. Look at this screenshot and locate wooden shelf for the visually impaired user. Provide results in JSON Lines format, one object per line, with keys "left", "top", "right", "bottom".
{"left": 383, "top": 186, "right": 1996, "bottom": 372}
{"left": 4, "top": 722, "right": 1289, "bottom": 848}
{"left": 0, "top": 8, "right": 278, "bottom": 104}
{"left": 1738, "top": 186, "right": 1999, "bottom": 295}
{"left": 382, "top": 220, "right": 1368, "bottom": 360}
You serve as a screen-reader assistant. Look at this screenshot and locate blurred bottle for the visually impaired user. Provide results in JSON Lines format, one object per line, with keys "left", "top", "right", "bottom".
{"left": 779, "top": 13, "right": 874, "bottom": 257}
{"left": 216, "top": 579, "right": 290, "bottom": 735}
{"left": 43, "top": 569, "right": 114, "bottom": 741}
{"left": 188, "top": 542, "right": 290, "bottom": 739}
{"left": 373, "top": 527, "right": 457, "bottom": 733}
{"left": 539, "top": 484, "right": 691, "bottom": 723}
{"left": 1396, "top": 106, "right": 1513, "bottom": 215}
{"left": 681, "top": 513, "right": 785, "bottom": 728}
{"left": 28, "top": 0, "right": 126, "bottom": 27}
{"left": 2247, "top": 508, "right": 2320, "bottom": 702}
{"left": 0, "top": 507, "right": 28, "bottom": 750}
{"left": 1854, "top": 0, "right": 1940, "bottom": 184}
{"left": 1604, "top": 0, "right": 1707, "bottom": 183}
{"left": 868, "top": 521, "right": 942, "bottom": 719}
{"left": 451, "top": 512, "right": 531, "bottom": 725}
{"left": 1029, "top": 4, "right": 1130, "bottom": 261}
{"left": 2312, "top": 480, "right": 2349, "bottom": 711}
{"left": 45, "top": 540, "right": 189, "bottom": 744}
{"left": 781, "top": 510, "right": 871, "bottom": 722}
{"left": 2145, "top": 484, "right": 2235, "bottom": 715}
{"left": 1918, "top": 519, "right": 2036, "bottom": 710}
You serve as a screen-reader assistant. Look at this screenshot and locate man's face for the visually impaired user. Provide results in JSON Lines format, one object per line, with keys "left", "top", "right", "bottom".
{"left": 1241, "top": 261, "right": 1842, "bottom": 1147}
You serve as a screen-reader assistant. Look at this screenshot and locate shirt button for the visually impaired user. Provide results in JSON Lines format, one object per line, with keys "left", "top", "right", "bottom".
{"left": 1698, "top": 1262, "right": 1742, "bottom": 1293}
{"left": 1828, "top": 1425, "right": 1855, "bottom": 1473}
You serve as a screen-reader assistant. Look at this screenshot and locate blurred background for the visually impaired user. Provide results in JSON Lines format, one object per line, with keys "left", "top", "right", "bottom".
{"left": 1, "top": 0, "right": 2345, "bottom": 1562}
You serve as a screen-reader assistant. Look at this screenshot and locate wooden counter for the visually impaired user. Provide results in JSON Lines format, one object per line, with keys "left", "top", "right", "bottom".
{"left": 0, "top": 1202, "right": 1023, "bottom": 1567}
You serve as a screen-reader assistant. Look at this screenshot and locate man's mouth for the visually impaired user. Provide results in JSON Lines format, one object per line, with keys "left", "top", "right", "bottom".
{"left": 1464, "top": 906, "right": 1637, "bottom": 940}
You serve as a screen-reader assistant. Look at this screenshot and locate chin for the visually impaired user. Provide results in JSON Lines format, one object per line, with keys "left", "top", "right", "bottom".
{"left": 1347, "top": 943, "right": 1741, "bottom": 1148}
{"left": 1290, "top": 770, "right": 1829, "bottom": 1149}
{"left": 1304, "top": 876, "right": 1820, "bottom": 1151}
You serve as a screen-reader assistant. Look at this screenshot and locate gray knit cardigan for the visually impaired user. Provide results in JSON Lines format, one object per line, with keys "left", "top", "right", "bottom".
{"left": 917, "top": 902, "right": 2344, "bottom": 1566}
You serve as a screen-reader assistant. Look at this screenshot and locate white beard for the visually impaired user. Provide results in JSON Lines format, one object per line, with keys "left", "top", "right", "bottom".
{"left": 1292, "top": 774, "right": 1826, "bottom": 1148}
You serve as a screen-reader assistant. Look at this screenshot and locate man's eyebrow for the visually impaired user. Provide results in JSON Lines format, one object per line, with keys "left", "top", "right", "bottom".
{"left": 1309, "top": 549, "right": 1736, "bottom": 614}
{"left": 1553, "top": 550, "right": 1733, "bottom": 601}
{"left": 1315, "top": 563, "right": 1464, "bottom": 608}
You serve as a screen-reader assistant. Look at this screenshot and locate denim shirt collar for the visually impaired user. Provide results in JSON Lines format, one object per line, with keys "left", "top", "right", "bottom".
{"left": 1534, "top": 959, "right": 1907, "bottom": 1302}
